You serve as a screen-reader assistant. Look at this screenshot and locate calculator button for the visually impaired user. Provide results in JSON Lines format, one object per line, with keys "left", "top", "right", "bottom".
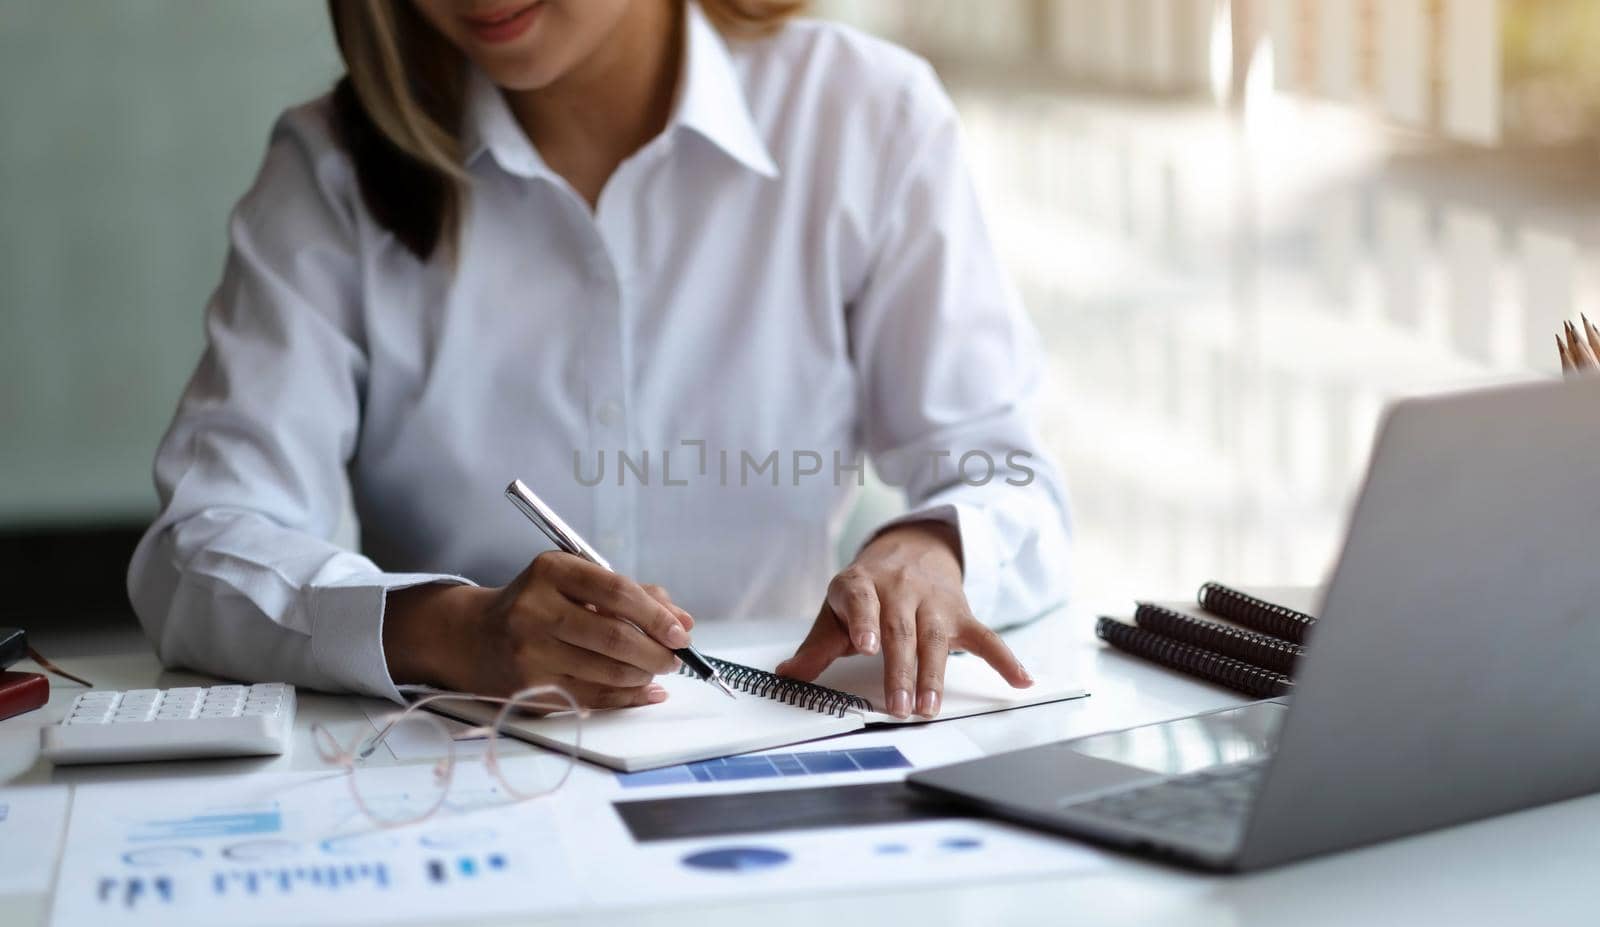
{"left": 242, "top": 706, "right": 278, "bottom": 718}
{"left": 78, "top": 691, "right": 118, "bottom": 702}
{"left": 123, "top": 689, "right": 161, "bottom": 700}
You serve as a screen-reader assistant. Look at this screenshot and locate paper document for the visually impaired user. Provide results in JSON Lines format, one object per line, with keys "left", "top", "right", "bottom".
{"left": 603, "top": 727, "right": 982, "bottom": 796}
{"left": 0, "top": 786, "right": 70, "bottom": 894}
{"left": 49, "top": 767, "right": 583, "bottom": 927}
{"left": 545, "top": 727, "right": 1109, "bottom": 908}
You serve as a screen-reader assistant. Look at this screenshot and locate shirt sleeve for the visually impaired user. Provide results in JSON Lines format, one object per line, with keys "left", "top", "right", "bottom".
{"left": 849, "top": 63, "right": 1073, "bottom": 628}
{"left": 126, "top": 107, "right": 469, "bottom": 702}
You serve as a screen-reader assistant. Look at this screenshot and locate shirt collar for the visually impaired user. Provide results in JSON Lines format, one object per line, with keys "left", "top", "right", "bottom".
{"left": 671, "top": 0, "right": 779, "bottom": 178}
{"left": 462, "top": 0, "right": 778, "bottom": 181}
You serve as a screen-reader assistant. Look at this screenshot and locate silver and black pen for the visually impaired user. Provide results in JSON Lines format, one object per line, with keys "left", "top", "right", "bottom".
{"left": 504, "top": 479, "right": 736, "bottom": 699}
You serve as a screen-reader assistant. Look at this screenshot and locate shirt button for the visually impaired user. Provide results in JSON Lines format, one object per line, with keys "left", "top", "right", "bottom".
{"left": 596, "top": 399, "right": 622, "bottom": 426}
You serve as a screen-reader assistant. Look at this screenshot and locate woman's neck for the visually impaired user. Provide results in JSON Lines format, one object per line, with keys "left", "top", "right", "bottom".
{"left": 504, "top": 0, "right": 683, "bottom": 208}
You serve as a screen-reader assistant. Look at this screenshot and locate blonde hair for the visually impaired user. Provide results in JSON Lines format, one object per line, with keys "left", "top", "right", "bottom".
{"left": 326, "top": 0, "right": 804, "bottom": 260}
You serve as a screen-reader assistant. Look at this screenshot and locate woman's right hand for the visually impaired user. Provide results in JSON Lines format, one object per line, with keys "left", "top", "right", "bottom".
{"left": 383, "top": 552, "right": 694, "bottom": 709}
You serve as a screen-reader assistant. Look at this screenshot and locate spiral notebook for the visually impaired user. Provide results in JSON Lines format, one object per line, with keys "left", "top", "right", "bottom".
{"left": 1095, "top": 584, "right": 1319, "bottom": 699}
{"left": 1132, "top": 602, "right": 1304, "bottom": 675}
{"left": 1096, "top": 618, "right": 1294, "bottom": 699}
{"left": 433, "top": 643, "right": 1086, "bottom": 772}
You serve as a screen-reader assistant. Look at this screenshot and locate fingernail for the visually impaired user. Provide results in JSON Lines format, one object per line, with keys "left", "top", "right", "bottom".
{"left": 1022, "top": 668, "right": 1036, "bottom": 686}
{"left": 646, "top": 685, "right": 668, "bottom": 704}
{"left": 775, "top": 660, "right": 791, "bottom": 675}
{"left": 856, "top": 631, "right": 879, "bottom": 654}
{"left": 667, "top": 624, "right": 689, "bottom": 647}
{"left": 917, "top": 689, "right": 940, "bottom": 717}
{"left": 890, "top": 689, "right": 912, "bottom": 718}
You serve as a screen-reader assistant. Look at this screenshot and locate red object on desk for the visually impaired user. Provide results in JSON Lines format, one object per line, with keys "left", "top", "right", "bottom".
{"left": 0, "top": 671, "right": 49, "bottom": 721}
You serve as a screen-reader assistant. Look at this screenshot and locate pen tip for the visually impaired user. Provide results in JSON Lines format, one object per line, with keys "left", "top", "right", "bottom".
{"left": 713, "top": 677, "right": 738, "bottom": 699}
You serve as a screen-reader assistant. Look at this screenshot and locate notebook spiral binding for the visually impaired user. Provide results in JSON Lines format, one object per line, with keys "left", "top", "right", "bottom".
{"left": 1134, "top": 603, "right": 1304, "bottom": 676}
{"left": 678, "top": 657, "right": 872, "bottom": 717}
{"left": 1096, "top": 617, "right": 1294, "bottom": 699}
{"left": 1197, "top": 582, "right": 1318, "bottom": 645}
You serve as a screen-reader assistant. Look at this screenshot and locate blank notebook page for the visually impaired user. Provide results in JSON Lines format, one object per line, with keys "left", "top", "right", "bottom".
{"left": 713, "top": 644, "right": 1086, "bottom": 723}
{"left": 492, "top": 664, "right": 861, "bottom": 770}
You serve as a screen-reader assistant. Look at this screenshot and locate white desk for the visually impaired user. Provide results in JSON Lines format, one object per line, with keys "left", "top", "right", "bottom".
{"left": 3, "top": 611, "right": 1596, "bottom": 926}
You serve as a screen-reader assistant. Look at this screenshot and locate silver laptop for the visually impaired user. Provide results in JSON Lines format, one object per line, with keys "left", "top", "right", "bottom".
{"left": 910, "top": 377, "right": 1600, "bottom": 871}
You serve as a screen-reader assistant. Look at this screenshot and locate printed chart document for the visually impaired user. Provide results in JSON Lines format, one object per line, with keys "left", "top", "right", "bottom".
{"left": 435, "top": 643, "right": 1089, "bottom": 771}
{"left": 45, "top": 728, "right": 1108, "bottom": 923}
{"left": 588, "top": 726, "right": 986, "bottom": 797}
{"left": 549, "top": 726, "right": 1112, "bottom": 907}
{"left": 49, "top": 768, "right": 582, "bottom": 927}
{"left": 0, "top": 785, "right": 70, "bottom": 894}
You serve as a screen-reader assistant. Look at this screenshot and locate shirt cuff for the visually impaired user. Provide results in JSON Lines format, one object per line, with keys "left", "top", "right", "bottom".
{"left": 866, "top": 501, "right": 1001, "bottom": 626}
{"left": 308, "top": 572, "right": 475, "bottom": 703}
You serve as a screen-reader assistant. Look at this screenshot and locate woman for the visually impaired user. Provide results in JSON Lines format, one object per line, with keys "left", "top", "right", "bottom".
{"left": 128, "top": 0, "right": 1072, "bottom": 720}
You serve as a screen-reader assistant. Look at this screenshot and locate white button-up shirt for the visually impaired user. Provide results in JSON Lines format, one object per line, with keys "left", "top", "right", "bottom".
{"left": 129, "top": 5, "right": 1073, "bottom": 702}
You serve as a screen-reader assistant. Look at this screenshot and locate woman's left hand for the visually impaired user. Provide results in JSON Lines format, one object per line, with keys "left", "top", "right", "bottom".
{"left": 776, "top": 521, "right": 1033, "bottom": 719}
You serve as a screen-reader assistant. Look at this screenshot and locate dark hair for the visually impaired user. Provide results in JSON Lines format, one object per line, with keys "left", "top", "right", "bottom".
{"left": 329, "top": 76, "right": 452, "bottom": 260}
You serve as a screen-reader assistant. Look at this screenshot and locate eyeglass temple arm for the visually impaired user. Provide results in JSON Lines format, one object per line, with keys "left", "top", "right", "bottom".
{"left": 360, "top": 693, "right": 512, "bottom": 757}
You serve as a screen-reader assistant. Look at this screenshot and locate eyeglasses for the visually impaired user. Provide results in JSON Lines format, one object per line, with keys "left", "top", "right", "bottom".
{"left": 312, "top": 685, "right": 586, "bottom": 827}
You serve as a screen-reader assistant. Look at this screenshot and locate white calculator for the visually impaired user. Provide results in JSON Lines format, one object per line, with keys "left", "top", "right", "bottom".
{"left": 41, "top": 683, "right": 296, "bottom": 765}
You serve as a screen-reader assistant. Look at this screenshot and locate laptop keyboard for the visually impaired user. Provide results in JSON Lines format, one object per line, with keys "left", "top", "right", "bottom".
{"left": 1065, "top": 759, "right": 1268, "bottom": 848}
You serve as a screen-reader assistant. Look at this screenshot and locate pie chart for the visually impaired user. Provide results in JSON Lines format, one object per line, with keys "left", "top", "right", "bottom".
{"left": 680, "top": 846, "right": 791, "bottom": 872}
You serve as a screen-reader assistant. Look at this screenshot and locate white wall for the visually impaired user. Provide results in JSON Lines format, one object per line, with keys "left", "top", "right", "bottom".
{"left": 0, "top": 3, "right": 339, "bottom": 524}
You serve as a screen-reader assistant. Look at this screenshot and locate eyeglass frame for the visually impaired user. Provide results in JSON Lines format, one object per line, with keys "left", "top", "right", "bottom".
{"left": 311, "top": 684, "right": 588, "bottom": 828}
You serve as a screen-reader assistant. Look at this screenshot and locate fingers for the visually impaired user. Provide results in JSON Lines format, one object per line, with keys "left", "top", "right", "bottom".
{"left": 548, "top": 604, "right": 679, "bottom": 676}
{"left": 642, "top": 583, "right": 694, "bottom": 630}
{"left": 879, "top": 595, "right": 916, "bottom": 719}
{"left": 533, "top": 552, "right": 690, "bottom": 650}
{"left": 825, "top": 568, "right": 882, "bottom": 655}
{"left": 775, "top": 603, "right": 852, "bottom": 681}
{"left": 558, "top": 677, "right": 668, "bottom": 711}
{"left": 914, "top": 607, "right": 949, "bottom": 718}
{"left": 545, "top": 637, "right": 660, "bottom": 688}
{"left": 957, "top": 620, "right": 1034, "bottom": 689}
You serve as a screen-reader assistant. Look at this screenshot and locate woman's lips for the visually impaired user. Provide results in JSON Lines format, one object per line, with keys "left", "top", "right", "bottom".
{"left": 461, "top": 2, "right": 544, "bottom": 45}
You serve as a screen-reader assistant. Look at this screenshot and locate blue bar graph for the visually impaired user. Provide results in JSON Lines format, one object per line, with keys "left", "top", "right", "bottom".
{"left": 617, "top": 746, "right": 911, "bottom": 788}
{"left": 132, "top": 810, "right": 281, "bottom": 841}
